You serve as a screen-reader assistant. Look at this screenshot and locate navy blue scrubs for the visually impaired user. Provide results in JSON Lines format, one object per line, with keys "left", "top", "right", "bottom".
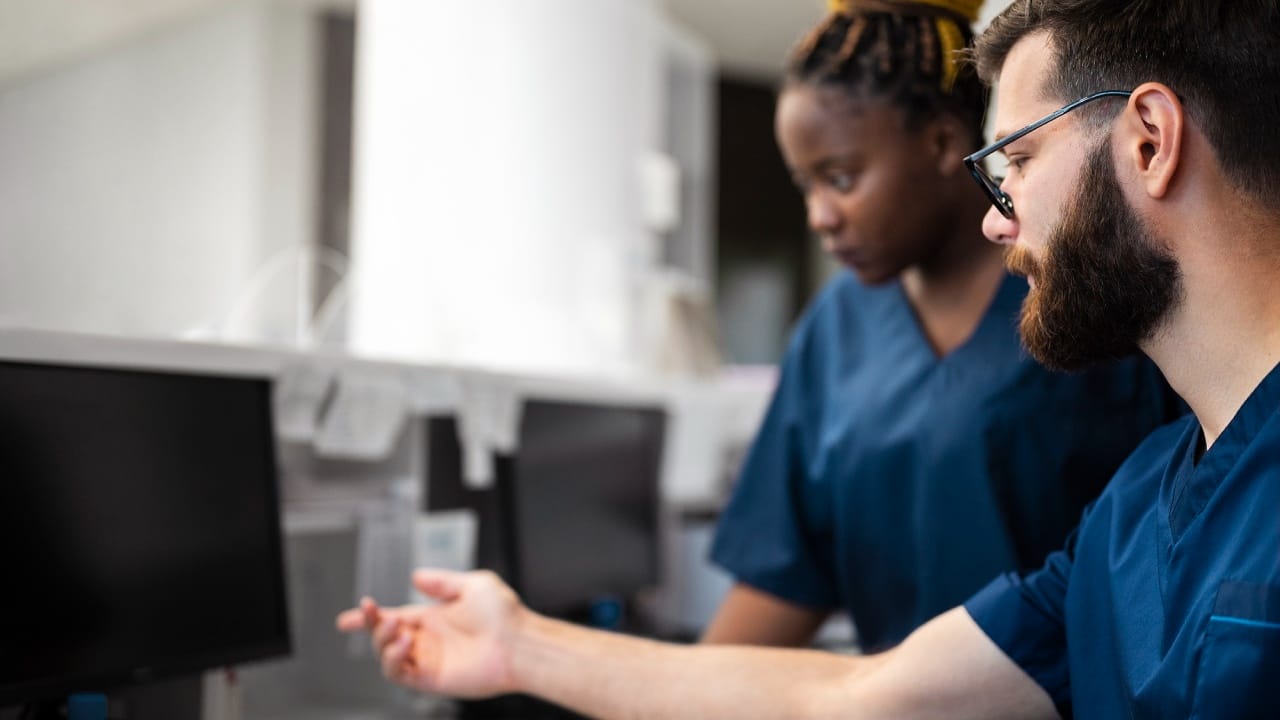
{"left": 966, "top": 362, "right": 1280, "bottom": 718}
{"left": 711, "top": 271, "right": 1180, "bottom": 651}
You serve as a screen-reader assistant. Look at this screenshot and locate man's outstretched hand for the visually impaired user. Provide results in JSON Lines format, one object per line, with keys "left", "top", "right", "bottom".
{"left": 336, "top": 568, "right": 526, "bottom": 699}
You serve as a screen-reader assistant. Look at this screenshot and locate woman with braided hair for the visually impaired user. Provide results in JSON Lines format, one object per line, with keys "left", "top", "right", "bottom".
{"left": 701, "top": 0, "right": 1182, "bottom": 652}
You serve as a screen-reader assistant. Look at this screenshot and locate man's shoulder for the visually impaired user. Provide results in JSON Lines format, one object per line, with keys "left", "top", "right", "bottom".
{"left": 1112, "top": 414, "right": 1197, "bottom": 479}
{"left": 1076, "top": 416, "right": 1198, "bottom": 529}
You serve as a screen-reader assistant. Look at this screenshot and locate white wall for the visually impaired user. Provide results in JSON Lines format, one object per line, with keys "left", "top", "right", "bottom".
{"left": 348, "top": 0, "right": 668, "bottom": 375}
{"left": 978, "top": 1, "right": 1016, "bottom": 30}
{"left": 0, "top": 1, "right": 317, "bottom": 339}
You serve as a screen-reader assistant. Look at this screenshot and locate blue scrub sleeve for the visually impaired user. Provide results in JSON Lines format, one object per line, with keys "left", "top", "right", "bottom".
{"left": 709, "top": 318, "right": 840, "bottom": 610}
{"left": 964, "top": 546, "right": 1075, "bottom": 708}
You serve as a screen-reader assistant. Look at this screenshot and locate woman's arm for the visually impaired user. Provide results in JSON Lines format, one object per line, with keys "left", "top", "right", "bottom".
{"left": 700, "top": 582, "right": 830, "bottom": 647}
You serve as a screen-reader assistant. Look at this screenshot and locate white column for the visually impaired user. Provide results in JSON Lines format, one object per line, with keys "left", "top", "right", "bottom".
{"left": 349, "top": 0, "right": 664, "bottom": 375}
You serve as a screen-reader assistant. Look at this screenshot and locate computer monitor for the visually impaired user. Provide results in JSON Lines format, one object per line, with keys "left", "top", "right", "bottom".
{"left": 504, "top": 400, "right": 664, "bottom": 620}
{"left": 426, "top": 399, "right": 664, "bottom": 626}
{"left": 424, "top": 416, "right": 516, "bottom": 582}
{"left": 423, "top": 400, "right": 664, "bottom": 720}
{"left": 0, "top": 360, "right": 291, "bottom": 706}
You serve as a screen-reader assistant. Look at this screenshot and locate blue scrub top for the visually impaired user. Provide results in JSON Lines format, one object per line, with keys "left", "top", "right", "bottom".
{"left": 711, "top": 271, "right": 1181, "bottom": 651}
{"left": 966, "top": 361, "right": 1280, "bottom": 719}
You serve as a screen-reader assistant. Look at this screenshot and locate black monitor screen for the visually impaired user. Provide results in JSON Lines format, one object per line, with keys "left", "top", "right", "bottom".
{"left": 0, "top": 360, "right": 290, "bottom": 705}
{"left": 504, "top": 400, "right": 664, "bottom": 618}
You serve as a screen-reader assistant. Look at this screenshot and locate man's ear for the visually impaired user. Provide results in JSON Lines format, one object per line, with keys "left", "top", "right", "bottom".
{"left": 1122, "top": 82, "right": 1184, "bottom": 199}
{"left": 928, "top": 115, "right": 971, "bottom": 177}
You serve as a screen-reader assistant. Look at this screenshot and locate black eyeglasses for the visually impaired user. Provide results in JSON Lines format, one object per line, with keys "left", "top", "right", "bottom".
{"left": 964, "top": 90, "right": 1132, "bottom": 218}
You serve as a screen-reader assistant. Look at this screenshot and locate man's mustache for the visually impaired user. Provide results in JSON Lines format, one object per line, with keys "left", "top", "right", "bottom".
{"left": 1005, "top": 244, "right": 1041, "bottom": 279}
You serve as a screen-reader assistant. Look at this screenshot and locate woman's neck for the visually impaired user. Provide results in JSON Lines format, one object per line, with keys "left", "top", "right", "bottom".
{"left": 899, "top": 195, "right": 1008, "bottom": 356}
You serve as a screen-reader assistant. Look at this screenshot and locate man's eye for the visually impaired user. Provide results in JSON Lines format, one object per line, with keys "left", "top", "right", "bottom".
{"left": 1008, "top": 156, "right": 1029, "bottom": 173}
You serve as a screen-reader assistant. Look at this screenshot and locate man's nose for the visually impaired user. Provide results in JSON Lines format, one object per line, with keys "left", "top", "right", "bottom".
{"left": 982, "top": 205, "right": 1018, "bottom": 246}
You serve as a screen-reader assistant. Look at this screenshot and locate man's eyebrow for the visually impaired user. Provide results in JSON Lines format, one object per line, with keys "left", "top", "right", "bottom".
{"left": 992, "top": 123, "right": 1029, "bottom": 143}
{"left": 993, "top": 129, "right": 1038, "bottom": 149}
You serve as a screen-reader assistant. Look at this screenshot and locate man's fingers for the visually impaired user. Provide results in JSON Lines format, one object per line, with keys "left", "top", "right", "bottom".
{"left": 337, "top": 592, "right": 436, "bottom": 693}
{"left": 412, "top": 568, "right": 468, "bottom": 602}
{"left": 372, "top": 614, "right": 401, "bottom": 651}
{"left": 335, "top": 607, "right": 366, "bottom": 632}
{"left": 361, "top": 597, "right": 382, "bottom": 627}
{"left": 335, "top": 596, "right": 382, "bottom": 632}
{"left": 381, "top": 630, "right": 414, "bottom": 681}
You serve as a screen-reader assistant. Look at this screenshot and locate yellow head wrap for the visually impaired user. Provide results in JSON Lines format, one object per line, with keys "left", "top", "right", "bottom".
{"left": 824, "top": 0, "right": 981, "bottom": 92}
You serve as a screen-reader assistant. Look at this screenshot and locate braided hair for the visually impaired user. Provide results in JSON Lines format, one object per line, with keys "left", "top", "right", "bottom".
{"left": 788, "top": 0, "right": 988, "bottom": 149}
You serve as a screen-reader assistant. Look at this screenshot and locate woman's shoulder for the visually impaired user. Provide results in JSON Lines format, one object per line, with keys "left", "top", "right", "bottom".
{"left": 803, "top": 271, "right": 897, "bottom": 326}
{"left": 778, "top": 272, "right": 882, "bottom": 374}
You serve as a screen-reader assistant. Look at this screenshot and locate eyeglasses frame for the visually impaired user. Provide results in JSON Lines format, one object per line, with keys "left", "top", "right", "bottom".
{"left": 963, "top": 90, "right": 1132, "bottom": 218}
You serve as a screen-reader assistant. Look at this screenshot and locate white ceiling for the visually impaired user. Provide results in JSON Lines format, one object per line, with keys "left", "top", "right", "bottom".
{"left": 0, "top": 0, "right": 1012, "bottom": 89}
{"left": 0, "top": 0, "right": 352, "bottom": 87}
{"left": 661, "top": 0, "right": 829, "bottom": 81}
{"left": 0, "top": 0, "right": 219, "bottom": 86}
{"left": 664, "top": 0, "right": 1014, "bottom": 80}
{"left": 0, "top": 0, "right": 826, "bottom": 88}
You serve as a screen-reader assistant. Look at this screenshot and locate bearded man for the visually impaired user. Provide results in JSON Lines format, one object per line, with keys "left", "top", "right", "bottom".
{"left": 339, "top": 2, "right": 1280, "bottom": 716}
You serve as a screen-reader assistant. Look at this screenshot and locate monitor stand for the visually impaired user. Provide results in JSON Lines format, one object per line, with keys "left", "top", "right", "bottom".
{"left": 0, "top": 676, "right": 202, "bottom": 720}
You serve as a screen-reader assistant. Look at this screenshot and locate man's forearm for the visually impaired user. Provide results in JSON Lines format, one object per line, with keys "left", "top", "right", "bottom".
{"left": 510, "top": 610, "right": 879, "bottom": 719}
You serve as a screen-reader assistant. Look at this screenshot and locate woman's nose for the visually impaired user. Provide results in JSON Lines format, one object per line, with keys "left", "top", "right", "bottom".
{"left": 807, "top": 193, "right": 839, "bottom": 234}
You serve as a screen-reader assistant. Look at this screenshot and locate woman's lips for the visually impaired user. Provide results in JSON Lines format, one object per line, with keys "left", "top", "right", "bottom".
{"left": 831, "top": 247, "right": 866, "bottom": 269}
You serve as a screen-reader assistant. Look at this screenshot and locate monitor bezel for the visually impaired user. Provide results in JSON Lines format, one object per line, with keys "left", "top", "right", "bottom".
{"left": 0, "top": 357, "right": 292, "bottom": 707}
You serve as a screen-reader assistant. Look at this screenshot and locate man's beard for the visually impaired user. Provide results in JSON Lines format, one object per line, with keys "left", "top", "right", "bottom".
{"left": 1006, "top": 142, "right": 1183, "bottom": 371}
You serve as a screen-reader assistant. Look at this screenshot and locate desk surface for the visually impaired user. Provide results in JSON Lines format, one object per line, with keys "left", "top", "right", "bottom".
{"left": 248, "top": 695, "right": 586, "bottom": 720}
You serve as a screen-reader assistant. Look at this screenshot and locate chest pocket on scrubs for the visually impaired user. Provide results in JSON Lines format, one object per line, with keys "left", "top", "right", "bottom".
{"left": 1192, "top": 580, "right": 1280, "bottom": 720}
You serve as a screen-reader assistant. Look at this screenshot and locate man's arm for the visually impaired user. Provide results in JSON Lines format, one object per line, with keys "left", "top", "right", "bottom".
{"left": 700, "top": 582, "right": 829, "bottom": 646}
{"left": 339, "top": 569, "right": 1059, "bottom": 720}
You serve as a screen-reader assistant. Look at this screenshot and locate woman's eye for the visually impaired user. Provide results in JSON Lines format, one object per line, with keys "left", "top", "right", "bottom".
{"left": 829, "top": 173, "right": 856, "bottom": 192}
{"left": 1008, "top": 156, "right": 1029, "bottom": 174}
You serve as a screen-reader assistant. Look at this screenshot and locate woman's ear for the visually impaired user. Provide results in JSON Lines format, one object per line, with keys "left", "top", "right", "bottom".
{"left": 929, "top": 115, "right": 971, "bottom": 177}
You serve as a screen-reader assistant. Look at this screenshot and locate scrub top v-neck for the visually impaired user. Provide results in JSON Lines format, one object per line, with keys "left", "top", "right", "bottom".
{"left": 966, "top": 361, "right": 1280, "bottom": 718}
{"left": 712, "top": 270, "right": 1181, "bottom": 651}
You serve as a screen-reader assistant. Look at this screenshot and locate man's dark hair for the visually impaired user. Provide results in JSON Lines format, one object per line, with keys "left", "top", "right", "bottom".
{"left": 789, "top": 4, "right": 989, "bottom": 150}
{"left": 975, "top": 0, "right": 1280, "bottom": 207}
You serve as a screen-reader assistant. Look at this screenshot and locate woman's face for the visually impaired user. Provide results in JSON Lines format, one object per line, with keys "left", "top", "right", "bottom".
{"left": 775, "top": 83, "right": 954, "bottom": 284}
